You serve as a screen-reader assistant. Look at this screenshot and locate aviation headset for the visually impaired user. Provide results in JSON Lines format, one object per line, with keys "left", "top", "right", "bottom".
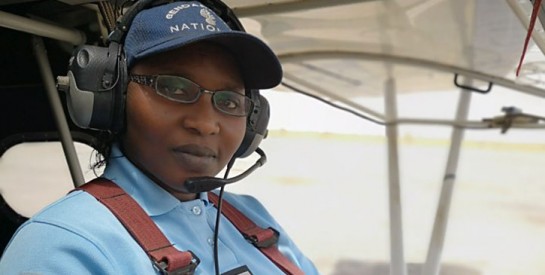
{"left": 63, "top": 0, "right": 270, "bottom": 158}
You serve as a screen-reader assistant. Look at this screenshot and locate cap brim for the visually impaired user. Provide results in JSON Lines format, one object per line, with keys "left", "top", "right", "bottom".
{"left": 133, "top": 31, "right": 283, "bottom": 89}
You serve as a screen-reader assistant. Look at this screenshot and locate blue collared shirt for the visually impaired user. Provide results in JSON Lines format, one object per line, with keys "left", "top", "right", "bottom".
{"left": 0, "top": 146, "right": 318, "bottom": 274}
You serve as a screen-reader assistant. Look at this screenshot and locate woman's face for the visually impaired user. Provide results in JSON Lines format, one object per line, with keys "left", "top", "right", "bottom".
{"left": 122, "top": 42, "right": 246, "bottom": 201}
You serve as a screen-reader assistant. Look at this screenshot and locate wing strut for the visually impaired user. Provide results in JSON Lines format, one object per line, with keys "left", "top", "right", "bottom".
{"left": 422, "top": 79, "right": 473, "bottom": 275}
{"left": 384, "top": 77, "right": 408, "bottom": 275}
{"left": 32, "top": 36, "right": 85, "bottom": 187}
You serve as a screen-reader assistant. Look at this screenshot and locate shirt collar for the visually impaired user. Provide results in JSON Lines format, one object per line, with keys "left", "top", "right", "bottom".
{"left": 102, "top": 144, "right": 210, "bottom": 216}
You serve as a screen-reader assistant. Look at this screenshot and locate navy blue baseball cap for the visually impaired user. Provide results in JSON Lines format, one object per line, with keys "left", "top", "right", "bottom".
{"left": 124, "top": 1, "right": 282, "bottom": 89}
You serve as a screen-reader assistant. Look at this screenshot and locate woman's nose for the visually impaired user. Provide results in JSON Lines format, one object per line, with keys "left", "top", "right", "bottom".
{"left": 181, "top": 94, "right": 220, "bottom": 136}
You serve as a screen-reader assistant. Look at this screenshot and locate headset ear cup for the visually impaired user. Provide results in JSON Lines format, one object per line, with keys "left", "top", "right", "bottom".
{"left": 235, "top": 92, "right": 270, "bottom": 158}
{"left": 64, "top": 43, "right": 126, "bottom": 133}
{"left": 65, "top": 45, "right": 111, "bottom": 130}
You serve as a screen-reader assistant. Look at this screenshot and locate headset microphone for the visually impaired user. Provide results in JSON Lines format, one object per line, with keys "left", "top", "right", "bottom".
{"left": 184, "top": 148, "right": 267, "bottom": 193}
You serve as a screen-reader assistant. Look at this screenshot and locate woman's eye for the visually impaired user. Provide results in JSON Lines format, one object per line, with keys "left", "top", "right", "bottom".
{"left": 224, "top": 100, "right": 238, "bottom": 109}
{"left": 217, "top": 98, "right": 239, "bottom": 110}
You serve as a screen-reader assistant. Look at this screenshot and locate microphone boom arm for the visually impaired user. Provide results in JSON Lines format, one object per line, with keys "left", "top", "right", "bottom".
{"left": 184, "top": 148, "right": 267, "bottom": 193}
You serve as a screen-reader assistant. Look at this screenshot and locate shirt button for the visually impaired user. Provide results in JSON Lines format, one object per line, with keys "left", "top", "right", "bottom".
{"left": 207, "top": 237, "right": 215, "bottom": 246}
{"left": 191, "top": 206, "right": 202, "bottom": 216}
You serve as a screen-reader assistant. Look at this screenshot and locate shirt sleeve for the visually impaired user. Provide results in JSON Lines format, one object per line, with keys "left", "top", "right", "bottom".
{"left": 0, "top": 221, "right": 119, "bottom": 275}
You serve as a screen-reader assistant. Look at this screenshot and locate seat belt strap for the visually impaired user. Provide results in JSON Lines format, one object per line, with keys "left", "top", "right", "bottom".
{"left": 78, "top": 178, "right": 199, "bottom": 275}
{"left": 208, "top": 192, "right": 304, "bottom": 275}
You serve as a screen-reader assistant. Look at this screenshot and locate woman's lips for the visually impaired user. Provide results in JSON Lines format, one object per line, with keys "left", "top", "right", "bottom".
{"left": 172, "top": 144, "right": 217, "bottom": 172}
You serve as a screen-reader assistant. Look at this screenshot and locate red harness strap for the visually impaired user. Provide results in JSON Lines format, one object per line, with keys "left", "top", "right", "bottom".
{"left": 79, "top": 178, "right": 304, "bottom": 275}
{"left": 208, "top": 192, "right": 305, "bottom": 275}
{"left": 78, "top": 179, "right": 199, "bottom": 275}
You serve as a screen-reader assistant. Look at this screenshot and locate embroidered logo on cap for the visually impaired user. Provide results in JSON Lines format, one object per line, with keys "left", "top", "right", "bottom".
{"left": 200, "top": 8, "right": 216, "bottom": 26}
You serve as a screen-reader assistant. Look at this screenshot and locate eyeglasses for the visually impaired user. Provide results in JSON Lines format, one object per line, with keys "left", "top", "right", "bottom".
{"left": 129, "top": 74, "right": 253, "bottom": 117}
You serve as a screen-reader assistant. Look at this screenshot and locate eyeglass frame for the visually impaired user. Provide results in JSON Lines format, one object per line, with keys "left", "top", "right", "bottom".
{"left": 129, "top": 74, "right": 254, "bottom": 117}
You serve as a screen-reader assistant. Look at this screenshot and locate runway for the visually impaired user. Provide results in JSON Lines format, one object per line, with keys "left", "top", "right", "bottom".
{"left": 1, "top": 131, "right": 544, "bottom": 274}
